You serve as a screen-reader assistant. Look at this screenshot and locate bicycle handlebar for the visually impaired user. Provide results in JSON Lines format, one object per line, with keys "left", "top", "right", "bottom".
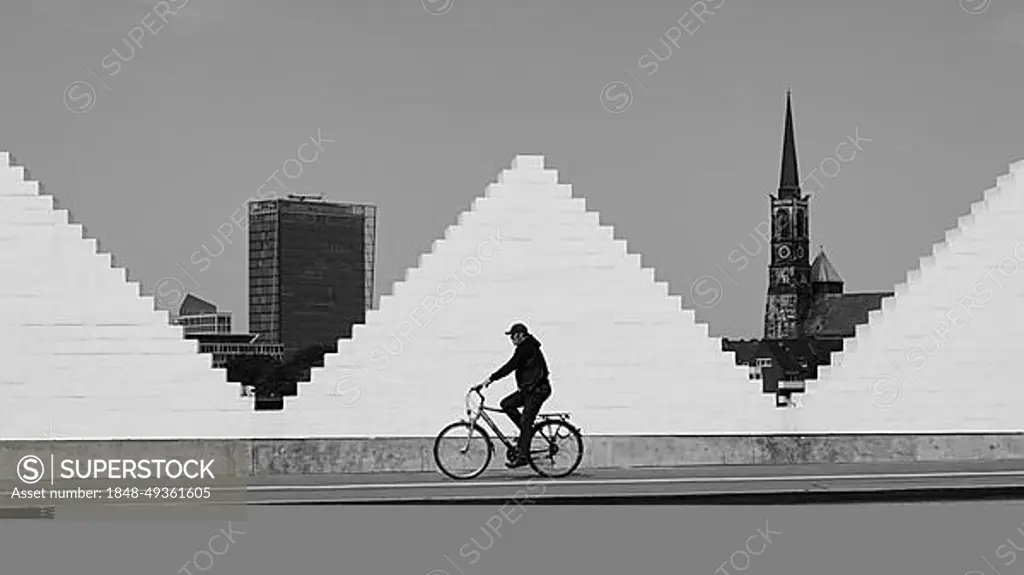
{"left": 464, "top": 386, "right": 484, "bottom": 418}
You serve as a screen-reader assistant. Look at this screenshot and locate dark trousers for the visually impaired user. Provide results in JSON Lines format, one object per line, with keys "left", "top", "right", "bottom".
{"left": 500, "top": 381, "right": 551, "bottom": 459}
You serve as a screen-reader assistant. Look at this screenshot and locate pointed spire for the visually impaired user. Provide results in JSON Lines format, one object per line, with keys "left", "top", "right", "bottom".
{"left": 779, "top": 90, "right": 801, "bottom": 198}
{"left": 810, "top": 247, "right": 843, "bottom": 284}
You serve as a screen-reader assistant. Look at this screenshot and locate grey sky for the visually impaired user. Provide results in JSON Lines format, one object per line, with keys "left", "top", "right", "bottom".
{"left": 1, "top": 0, "right": 1022, "bottom": 337}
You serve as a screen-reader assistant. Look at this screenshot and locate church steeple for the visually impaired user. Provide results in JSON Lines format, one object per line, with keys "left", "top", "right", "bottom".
{"left": 764, "top": 90, "right": 812, "bottom": 340}
{"left": 779, "top": 90, "right": 801, "bottom": 199}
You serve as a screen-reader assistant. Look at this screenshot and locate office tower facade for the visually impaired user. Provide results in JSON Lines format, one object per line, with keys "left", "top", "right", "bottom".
{"left": 248, "top": 195, "right": 377, "bottom": 359}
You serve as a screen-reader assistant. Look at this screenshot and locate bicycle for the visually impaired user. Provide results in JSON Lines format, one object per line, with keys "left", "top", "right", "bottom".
{"left": 433, "top": 386, "right": 584, "bottom": 480}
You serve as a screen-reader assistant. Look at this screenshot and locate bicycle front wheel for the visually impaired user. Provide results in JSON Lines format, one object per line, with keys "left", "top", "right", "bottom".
{"left": 526, "top": 419, "right": 584, "bottom": 479}
{"left": 434, "top": 421, "right": 493, "bottom": 480}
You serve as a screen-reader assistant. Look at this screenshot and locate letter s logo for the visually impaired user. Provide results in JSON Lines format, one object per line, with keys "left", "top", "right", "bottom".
{"left": 64, "top": 81, "right": 96, "bottom": 113}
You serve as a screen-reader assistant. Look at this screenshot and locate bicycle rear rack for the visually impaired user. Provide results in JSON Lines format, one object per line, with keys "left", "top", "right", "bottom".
{"left": 539, "top": 412, "right": 571, "bottom": 421}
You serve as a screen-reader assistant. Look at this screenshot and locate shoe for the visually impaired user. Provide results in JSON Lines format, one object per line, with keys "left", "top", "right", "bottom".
{"left": 505, "top": 457, "right": 528, "bottom": 469}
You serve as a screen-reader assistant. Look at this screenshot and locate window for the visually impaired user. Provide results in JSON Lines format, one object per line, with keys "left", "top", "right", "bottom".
{"left": 775, "top": 210, "right": 791, "bottom": 239}
{"left": 755, "top": 358, "right": 773, "bottom": 368}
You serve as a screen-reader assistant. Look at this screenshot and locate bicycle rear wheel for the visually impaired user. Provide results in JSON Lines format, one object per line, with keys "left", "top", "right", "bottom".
{"left": 526, "top": 419, "right": 584, "bottom": 479}
{"left": 434, "top": 421, "right": 493, "bottom": 480}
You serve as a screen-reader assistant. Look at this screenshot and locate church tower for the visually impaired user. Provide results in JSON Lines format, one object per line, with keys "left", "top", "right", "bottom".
{"left": 763, "top": 92, "right": 812, "bottom": 339}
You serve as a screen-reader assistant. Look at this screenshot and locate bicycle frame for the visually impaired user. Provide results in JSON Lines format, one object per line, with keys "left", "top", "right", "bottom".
{"left": 464, "top": 389, "right": 517, "bottom": 450}
{"left": 463, "top": 389, "right": 554, "bottom": 457}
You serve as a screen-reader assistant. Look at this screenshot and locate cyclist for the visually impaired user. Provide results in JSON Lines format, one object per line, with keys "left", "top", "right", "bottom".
{"left": 473, "top": 323, "right": 552, "bottom": 468}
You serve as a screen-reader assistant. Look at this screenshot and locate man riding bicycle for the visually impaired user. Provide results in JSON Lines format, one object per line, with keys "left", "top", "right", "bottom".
{"left": 473, "top": 323, "right": 552, "bottom": 469}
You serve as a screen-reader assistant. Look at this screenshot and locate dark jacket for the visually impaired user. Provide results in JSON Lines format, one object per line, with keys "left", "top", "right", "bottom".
{"left": 490, "top": 335, "right": 550, "bottom": 391}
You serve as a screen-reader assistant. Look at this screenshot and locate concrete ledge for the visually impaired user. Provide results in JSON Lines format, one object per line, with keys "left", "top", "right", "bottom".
{"left": 249, "top": 434, "right": 1024, "bottom": 476}
{"left": 3, "top": 435, "right": 1021, "bottom": 478}
{"left": 251, "top": 438, "right": 434, "bottom": 475}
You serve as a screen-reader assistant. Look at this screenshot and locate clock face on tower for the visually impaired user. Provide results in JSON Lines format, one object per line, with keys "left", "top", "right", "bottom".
{"left": 796, "top": 245, "right": 805, "bottom": 260}
{"left": 776, "top": 244, "right": 791, "bottom": 261}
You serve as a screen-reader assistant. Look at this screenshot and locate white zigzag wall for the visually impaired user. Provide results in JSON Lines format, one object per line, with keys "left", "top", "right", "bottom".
{"left": 796, "top": 159, "right": 1024, "bottom": 432}
{"left": 257, "top": 155, "right": 779, "bottom": 437}
{"left": 0, "top": 152, "right": 251, "bottom": 440}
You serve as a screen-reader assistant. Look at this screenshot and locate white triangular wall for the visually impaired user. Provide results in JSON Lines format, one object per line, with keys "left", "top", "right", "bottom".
{"left": 0, "top": 152, "right": 252, "bottom": 440}
{"left": 796, "top": 159, "right": 1024, "bottom": 432}
{"left": 8, "top": 148, "right": 1019, "bottom": 441}
{"left": 258, "top": 155, "right": 779, "bottom": 437}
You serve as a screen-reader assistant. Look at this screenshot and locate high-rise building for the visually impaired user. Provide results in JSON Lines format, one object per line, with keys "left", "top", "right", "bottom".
{"left": 248, "top": 194, "right": 377, "bottom": 360}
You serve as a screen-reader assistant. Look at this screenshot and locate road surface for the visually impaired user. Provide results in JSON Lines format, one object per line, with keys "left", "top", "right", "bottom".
{"left": 244, "top": 459, "right": 1024, "bottom": 503}
{"left": 5, "top": 459, "right": 1024, "bottom": 518}
{"left": 2, "top": 496, "right": 1023, "bottom": 575}
{"left": 4, "top": 462, "right": 1024, "bottom": 574}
